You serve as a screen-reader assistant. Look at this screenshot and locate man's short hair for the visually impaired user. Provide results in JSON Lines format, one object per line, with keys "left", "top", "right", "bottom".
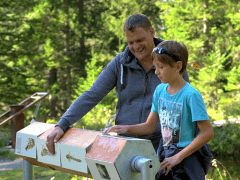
{"left": 155, "top": 41, "right": 188, "bottom": 75}
{"left": 124, "top": 14, "right": 152, "bottom": 32}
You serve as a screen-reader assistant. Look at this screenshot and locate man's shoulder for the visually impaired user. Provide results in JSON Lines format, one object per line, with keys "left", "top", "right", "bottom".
{"left": 154, "top": 37, "right": 164, "bottom": 46}
{"left": 109, "top": 47, "right": 130, "bottom": 65}
{"left": 108, "top": 52, "right": 125, "bottom": 66}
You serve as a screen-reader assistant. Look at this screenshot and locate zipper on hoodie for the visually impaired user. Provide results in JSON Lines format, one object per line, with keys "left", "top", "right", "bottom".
{"left": 143, "top": 74, "right": 148, "bottom": 94}
{"left": 139, "top": 73, "right": 149, "bottom": 124}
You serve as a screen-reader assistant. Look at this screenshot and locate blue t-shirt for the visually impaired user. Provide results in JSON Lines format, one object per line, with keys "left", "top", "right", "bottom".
{"left": 151, "top": 82, "right": 209, "bottom": 148}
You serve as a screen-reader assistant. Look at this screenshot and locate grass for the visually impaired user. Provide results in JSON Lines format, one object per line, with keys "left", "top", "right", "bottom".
{"left": 0, "top": 165, "right": 93, "bottom": 180}
{"left": 206, "top": 155, "right": 240, "bottom": 180}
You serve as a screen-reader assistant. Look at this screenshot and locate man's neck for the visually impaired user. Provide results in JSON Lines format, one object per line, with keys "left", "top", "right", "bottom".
{"left": 138, "top": 56, "right": 154, "bottom": 72}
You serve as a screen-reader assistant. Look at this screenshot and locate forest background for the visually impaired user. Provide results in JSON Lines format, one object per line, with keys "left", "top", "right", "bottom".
{"left": 0, "top": 0, "right": 240, "bottom": 163}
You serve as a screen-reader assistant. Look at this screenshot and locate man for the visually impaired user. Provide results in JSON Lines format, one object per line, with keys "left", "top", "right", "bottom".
{"left": 46, "top": 14, "right": 190, "bottom": 154}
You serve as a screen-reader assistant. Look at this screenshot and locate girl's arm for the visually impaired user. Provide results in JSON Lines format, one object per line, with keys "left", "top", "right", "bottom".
{"left": 102, "top": 111, "right": 159, "bottom": 135}
{"left": 159, "top": 120, "right": 214, "bottom": 175}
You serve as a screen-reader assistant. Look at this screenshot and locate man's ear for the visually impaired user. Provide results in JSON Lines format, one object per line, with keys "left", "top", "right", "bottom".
{"left": 149, "top": 27, "right": 155, "bottom": 37}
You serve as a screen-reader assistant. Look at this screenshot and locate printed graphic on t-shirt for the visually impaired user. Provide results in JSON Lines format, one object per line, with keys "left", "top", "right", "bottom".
{"left": 158, "top": 98, "right": 183, "bottom": 147}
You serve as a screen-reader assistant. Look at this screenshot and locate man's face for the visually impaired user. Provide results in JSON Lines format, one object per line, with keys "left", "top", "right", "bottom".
{"left": 125, "top": 27, "right": 155, "bottom": 62}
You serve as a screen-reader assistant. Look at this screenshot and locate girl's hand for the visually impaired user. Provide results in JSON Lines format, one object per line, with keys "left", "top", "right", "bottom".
{"left": 102, "top": 125, "right": 129, "bottom": 135}
{"left": 159, "top": 154, "right": 183, "bottom": 176}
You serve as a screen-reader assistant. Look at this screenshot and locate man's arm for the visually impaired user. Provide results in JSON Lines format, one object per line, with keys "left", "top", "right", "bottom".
{"left": 159, "top": 120, "right": 214, "bottom": 175}
{"left": 46, "top": 55, "right": 121, "bottom": 154}
{"left": 103, "top": 111, "right": 159, "bottom": 135}
{"left": 57, "top": 57, "right": 119, "bottom": 131}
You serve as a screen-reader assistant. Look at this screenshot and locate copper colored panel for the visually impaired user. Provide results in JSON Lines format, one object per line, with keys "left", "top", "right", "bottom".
{"left": 58, "top": 128, "right": 101, "bottom": 148}
{"left": 85, "top": 135, "right": 127, "bottom": 163}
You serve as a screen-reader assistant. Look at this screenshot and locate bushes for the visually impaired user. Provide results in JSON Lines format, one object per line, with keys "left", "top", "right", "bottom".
{"left": 208, "top": 123, "right": 240, "bottom": 156}
{"left": 0, "top": 138, "right": 7, "bottom": 149}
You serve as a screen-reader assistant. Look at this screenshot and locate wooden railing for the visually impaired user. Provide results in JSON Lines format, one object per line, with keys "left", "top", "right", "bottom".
{"left": 0, "top": 92, "right": 49, "bottom": 148}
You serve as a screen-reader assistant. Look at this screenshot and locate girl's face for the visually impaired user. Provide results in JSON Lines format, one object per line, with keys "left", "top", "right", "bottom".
{"left": 153, "top": 56, "right": 177, "bottom": 84}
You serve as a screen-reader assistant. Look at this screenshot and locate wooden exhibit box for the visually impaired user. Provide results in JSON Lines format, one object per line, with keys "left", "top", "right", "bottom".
{"left": 15, "top": 121, "right": 55, "bottom": 158}
{"left": 58, "top": 128, "right": 101, "bottom": 173}
{"left": 36, "top": 126, "right": 61, "bottom": 166}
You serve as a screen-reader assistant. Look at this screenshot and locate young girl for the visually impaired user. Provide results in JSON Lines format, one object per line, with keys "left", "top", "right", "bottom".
{"left": 103, "top": 40, "right": 214, "bottom": 180}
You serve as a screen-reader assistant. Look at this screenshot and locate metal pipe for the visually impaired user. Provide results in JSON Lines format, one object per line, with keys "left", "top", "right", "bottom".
{"left": 131, "top": 156, "right": 155, "bottom": 180}
{"left": 23, "top": 160, "right": 34, "bottom": 180}
{"left": 22, "top": 106, "right": 41, "bottom": 180}
{"left": 23, "top": 114, "right": 38, "bottom": 180}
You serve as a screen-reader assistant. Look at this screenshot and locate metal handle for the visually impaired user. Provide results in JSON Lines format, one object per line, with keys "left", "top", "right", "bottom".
{"left": 131, "top": 156, "right": 155, "bottom": 180}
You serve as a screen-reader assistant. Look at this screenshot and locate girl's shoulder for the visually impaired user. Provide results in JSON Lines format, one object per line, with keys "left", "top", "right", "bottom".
{"left": 184, "top": 83, "right": 202, "bottom": 96}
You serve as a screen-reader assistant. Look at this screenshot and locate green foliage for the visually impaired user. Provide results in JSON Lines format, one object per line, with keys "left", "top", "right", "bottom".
{"left": 206, "top": 159, "right": 233, "bottom": 180}
{"left": 208, "top": 124, "right": 240, "bottom": 156}
{"left": 206, "top": 155, "right": 240, "bottom": 180}
{"left": 46, "top": 119, "right": 58, "bottom": 124}
{"left": 0, "top": 0, "right": 38, "bottom": 109}
{"left": 0, "top": 149, "right": 17, "bottom": 161}
{"left": 0, "top": 138, "right": 8, "bottom": 149}
{"left": 0, "top": 137, "right": 17, "bottom": 160}
{"left": 155, "top": 0, "right": 240, "bottom": 121}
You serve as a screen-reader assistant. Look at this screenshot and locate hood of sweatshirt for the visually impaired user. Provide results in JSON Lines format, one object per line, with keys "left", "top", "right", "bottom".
{"left": 118, "top": 37, "right": 164, "bottom": 89}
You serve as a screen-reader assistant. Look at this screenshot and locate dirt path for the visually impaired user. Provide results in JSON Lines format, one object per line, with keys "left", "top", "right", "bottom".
{"left": 0, "top": 158, "right": 23, "bottom": 171}
{"left": 0, "top": 146, "right": 23, "bottom": 171}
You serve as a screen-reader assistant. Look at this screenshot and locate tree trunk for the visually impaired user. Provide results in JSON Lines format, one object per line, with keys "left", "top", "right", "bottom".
{"left": 78, "top": 0, "right": 86, "bottom": 78}
{"left": 64, "top": 0, "right": 71, "bottom": 108}
{"left": 49, "top": 68, "right": 58, "bottom": 118}
{"left": 203, "top": 0, "right": 210, "bottom": 53}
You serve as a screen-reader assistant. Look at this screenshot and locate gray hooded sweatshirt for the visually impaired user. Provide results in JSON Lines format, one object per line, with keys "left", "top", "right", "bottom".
{"left": 57, "top": 37, "right": 190, "bottom": 149}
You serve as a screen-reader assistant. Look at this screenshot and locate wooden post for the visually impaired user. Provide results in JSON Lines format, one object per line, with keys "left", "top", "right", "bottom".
{"left": 10, "top": 104, "right": 25, "bottom": 149}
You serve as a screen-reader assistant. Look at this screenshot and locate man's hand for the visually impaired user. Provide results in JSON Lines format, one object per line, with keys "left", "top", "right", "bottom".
{"left": 46, "top": 126, "right": 64, "bottom": 154}
{"left": 102, "top": 125, "right": 129, "bottom": 135}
